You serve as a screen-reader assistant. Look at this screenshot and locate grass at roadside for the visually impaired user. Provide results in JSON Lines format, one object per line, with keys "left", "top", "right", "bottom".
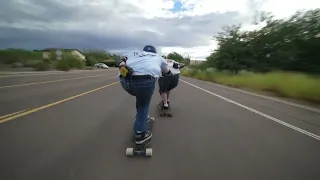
{"left": 181, "top": 68, "right": 320, "bottom": 103}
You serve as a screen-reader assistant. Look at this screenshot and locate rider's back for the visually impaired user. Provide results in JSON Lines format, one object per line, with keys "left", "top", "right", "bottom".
{"left": 125, "top": 51, "right": 166, "bottom": 77}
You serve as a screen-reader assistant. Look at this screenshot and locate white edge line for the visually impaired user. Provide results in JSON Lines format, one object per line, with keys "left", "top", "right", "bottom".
{"left": 180, "top": 79, "right": 320, "bottom": 141}
{"left": 184, "top": 77, "right": 320, "bottom": 114}
{"left": 206, "top": 79, "right": 320, "bottom": 114}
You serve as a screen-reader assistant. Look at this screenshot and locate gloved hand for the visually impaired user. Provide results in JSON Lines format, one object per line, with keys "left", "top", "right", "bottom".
{"left": 119, "top": 62, "right": 134, "bottom": 77}
{"left": 173, "top": 62, "right": 185, "bottom": 69}
{"left": 173, "top": 62, "right": 180, "bottom": 69}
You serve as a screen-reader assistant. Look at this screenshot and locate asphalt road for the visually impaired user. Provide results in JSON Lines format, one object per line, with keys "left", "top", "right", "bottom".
{"left": 1, "top": 69, "right": 320, "bottom": 180}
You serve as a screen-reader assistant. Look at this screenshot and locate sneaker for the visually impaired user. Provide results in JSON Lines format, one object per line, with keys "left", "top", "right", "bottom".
{"left": 147, "top": 116, "right": 155, "bottom": 123}
{"left": 134, "top": 131, "right": 152, "bottom": 145}
{"left": 159, "top": 101, "right": 169, "bottom": 110}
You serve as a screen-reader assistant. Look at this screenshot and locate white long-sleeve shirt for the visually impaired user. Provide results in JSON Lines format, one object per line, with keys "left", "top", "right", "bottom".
{"left": 119, "top": 51, "right": 168, "bottom": 78}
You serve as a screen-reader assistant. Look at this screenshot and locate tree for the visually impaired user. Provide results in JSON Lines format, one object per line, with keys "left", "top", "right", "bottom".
{"left": 184, "top": 54, "right": 191, "bottom": 65}
{"left": 167, "top": 51, "right": 191, "bottom": 65}
{"left": 205, "top": 8, "right": 320, "bottom": 74}
{"left": 167, "top": 52, "right": 184, "bottom": 63}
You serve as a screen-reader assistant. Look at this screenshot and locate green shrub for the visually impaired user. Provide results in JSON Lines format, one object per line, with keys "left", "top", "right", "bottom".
{"left": 55, "top": 60, "right": 70, "bottom": 71}
{"left": 62, "top": 54, "right": 85, "bottom": 69}
{"left": 0, "top": 49, "right": 42, "bottom": 64}
{"left": 85, "top": 57, "right": 98, "bottom": 66}
{"left": 84, "top": 66, "right": 93, "bottom": 70}
{"left": 54, "top": 54, "right": 85, "bottom": 71}
{"left": 33, "top": 61, "right": 51, "bottom": 71}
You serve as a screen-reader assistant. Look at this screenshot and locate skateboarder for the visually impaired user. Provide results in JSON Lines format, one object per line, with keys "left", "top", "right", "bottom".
{"left": 118, "top": 45, "right": 173, "bottom": 145}
{"left": 158, "top": 58, "right": 185, "bottom": 110}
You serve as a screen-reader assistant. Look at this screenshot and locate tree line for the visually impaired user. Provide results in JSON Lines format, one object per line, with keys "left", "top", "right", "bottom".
{"left": 82, "top": 49, "right": 120, "bottom": 67}
{"left": 201, "top": 9, "right": 320, "bottom": 74}
{"left": 165, "top": 52, "right": 191, "bottom": 65}
{"left": 0, "top": 48, "right": 121, "bottom": 68}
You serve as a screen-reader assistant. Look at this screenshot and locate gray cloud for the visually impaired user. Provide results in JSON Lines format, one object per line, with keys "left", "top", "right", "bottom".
{"left": 0, "top": 0, "right": 254, "bottom": 55}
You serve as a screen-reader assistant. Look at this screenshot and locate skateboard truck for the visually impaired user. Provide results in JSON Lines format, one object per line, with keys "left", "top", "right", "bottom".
{"left": 126, "top": 142, "right": 153, "bottom": 157}
{"left": 126, "top": 117, "right": 155, "bottom": 157}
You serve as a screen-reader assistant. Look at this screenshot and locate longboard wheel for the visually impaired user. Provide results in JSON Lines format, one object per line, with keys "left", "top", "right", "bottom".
{"left": 145, "top": 148, "right": 153, "bottom": 157}
{"left": 126, "top": 148, "right": 134, "bottom": 156}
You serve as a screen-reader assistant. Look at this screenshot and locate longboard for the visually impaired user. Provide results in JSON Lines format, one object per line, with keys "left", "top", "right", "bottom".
{"left": 126, "top": 117, "right": 155, "bottom": 157}
{"left": 158, "top": 102, "right": 172, "bottom": 117}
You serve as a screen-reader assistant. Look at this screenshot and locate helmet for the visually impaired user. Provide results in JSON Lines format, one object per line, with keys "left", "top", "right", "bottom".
{"left": 143, "top": 45, "right": 157, "bottom": 54}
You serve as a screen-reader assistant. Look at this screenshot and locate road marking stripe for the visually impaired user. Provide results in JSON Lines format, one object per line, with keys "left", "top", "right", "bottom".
{"left": 0, "top": 109, "right": 28, "bottom": 120}
{"left": 180, "top": 79, "right": 320, "bottom": 141}
{"left": 196, "top": 79, "right": 320, "bottom": 114}
{"left": 0, "top": 82, "right": 119, "bottom": 124}
{"left": 0, "top": 73, "right": 114, "bottom": 89}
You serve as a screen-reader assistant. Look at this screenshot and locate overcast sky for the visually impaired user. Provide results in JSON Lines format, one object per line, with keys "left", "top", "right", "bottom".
{"left": 0, "top": 0, "right": 319, "bottom": 60}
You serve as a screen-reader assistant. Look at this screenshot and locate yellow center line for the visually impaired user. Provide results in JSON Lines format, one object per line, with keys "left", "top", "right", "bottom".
{"left": 0, "top": 81, "right": 119, "bottom": 124}
{"left": 0, "top": 73, "right": 116, "bottom": 89}
{"left": 0, "top": 109, "right": 28, "bottom": 120}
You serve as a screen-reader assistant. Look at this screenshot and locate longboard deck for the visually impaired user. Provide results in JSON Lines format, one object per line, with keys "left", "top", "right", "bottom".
{"left": 158, "top": 103, "right": 172, "bottom": 117}
{"left": 126, "top": 117, "right": 155, "bottom": 157}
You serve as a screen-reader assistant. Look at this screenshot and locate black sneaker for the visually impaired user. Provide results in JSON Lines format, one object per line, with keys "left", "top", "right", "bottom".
{"left": 134, "top": 131, "right": 152, "bottom": 145}
{"left": 159, "top": 101, "right": 169, "bottom": 110}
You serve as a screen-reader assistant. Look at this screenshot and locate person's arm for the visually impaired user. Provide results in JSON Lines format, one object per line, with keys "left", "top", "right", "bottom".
{"left": 171, "top": 59, "right": 185, "bottom": 69}
{"left": 118, "top": 56, "right": 134, "bottom": 77}
{"left": 160, "top": 57, "right": 173, "bottom": 76}
{"left": 172, "top": 60, "right": 179, "bottom": 69}
{"left": 179, "top": 63, "right": 185, "bottom": 69}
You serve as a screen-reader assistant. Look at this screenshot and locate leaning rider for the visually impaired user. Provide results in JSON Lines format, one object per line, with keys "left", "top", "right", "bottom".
{"left": 118, "top": 45, "right": 173, "bottom": 145}
{"left": 158, "top": 57, "right": 185, "bottom": 110}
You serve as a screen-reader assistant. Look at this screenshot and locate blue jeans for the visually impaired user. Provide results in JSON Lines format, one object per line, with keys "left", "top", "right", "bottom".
{"left": 120, "top": 76, "right": 156, "bottom": 133}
